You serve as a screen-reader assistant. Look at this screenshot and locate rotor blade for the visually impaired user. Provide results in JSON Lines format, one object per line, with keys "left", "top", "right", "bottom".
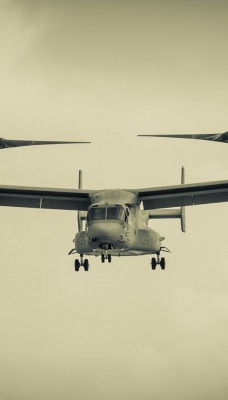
{"left": 0, "top": 138, "right": 91, "bottom": 149}
{"left": 138, "top": 132, "right": 228, "bottom": 143}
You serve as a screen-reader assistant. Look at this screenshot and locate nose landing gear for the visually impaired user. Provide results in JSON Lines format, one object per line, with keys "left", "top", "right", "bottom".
{"left": 101, "top": 253, "right": 112, "bottom": 263}
{"left": 74, "top": 254, "right": 89, "bottom": 272}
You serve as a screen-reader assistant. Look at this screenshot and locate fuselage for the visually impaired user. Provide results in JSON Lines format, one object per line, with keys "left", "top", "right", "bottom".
{"left": 74, "top": 200, "right": 163, "bottom": 257}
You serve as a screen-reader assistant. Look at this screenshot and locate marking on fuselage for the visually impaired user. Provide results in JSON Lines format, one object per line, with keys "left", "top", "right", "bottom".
{"left": 78, "top": 235, "right": 86, "bottom": 246}
{"left": 140, "top": 236, "right": 150, "bottom": 246}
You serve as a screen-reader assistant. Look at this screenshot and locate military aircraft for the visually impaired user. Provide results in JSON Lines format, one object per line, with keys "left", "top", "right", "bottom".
{"left": 138, "top": 131, "right": 228, "bottom": 143}
{"left": 0, "top": 163, "right": 227, "bottom": 271}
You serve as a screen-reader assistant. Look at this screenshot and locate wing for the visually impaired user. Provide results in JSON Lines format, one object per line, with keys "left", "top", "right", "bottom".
{"left": 138, "top": 132, "right": 228, "bottom": 143}
{"left": 135, "top": 180, "right": 228, "bottom": 209}
{"left": 0, "top": 138, "right": 90, "bottom": 149}
{"left": 1, "top": 180, "right": 228, "bottom": 212}
{"left": 0, "top": 185, "right": 95, "bottom": 211}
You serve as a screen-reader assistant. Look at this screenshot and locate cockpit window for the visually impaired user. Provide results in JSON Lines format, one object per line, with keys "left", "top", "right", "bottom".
{"left": 88, "top": 206, "right": 126, "bottom": 222}
{"left": 88, "top": 207, "right": 106, "bottom": 221}
{"left": 107, "top": 207, "right": 125, "bottom": 220}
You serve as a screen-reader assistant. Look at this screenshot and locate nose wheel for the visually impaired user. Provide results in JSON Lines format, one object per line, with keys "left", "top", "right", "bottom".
{"left": 74, "top": 255, "right": 89, "bottom": 271}
{"left": 101, "top": 253, "right": 112, "bottom": 263}
{"left": 151, "top": 254, "right": 166, "bottom": 270}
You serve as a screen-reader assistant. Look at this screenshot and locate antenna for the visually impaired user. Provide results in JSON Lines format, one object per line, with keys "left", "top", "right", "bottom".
{"left": 78, "top": 170, "right": 82, "bottom": 189}
{"left": 77, "top": 170, "right": 83, "bottom": 232}
{"left": 181, "top": 166, "right": 186, "bottom": 233}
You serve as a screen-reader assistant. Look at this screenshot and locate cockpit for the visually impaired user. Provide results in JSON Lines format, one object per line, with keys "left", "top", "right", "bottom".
{"left": 87, "top": 204, "right": 129, "bottom": 223}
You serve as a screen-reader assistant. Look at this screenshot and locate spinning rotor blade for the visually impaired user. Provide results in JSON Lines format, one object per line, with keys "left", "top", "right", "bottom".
{"left": 138, "top": 132, "right": 228, "bottom": 143}
{"left": 0, "top": 138, "right": 91, "bottom": 149}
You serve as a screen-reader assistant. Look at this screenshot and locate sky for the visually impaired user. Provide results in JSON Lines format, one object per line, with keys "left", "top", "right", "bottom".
{"left": 0, "top": 1, "right": 228, "bottom": 399}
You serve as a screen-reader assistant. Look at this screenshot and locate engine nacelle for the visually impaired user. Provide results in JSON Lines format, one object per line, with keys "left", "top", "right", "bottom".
{"left": 147, "top": 167, "right": 186, "bottom": 232}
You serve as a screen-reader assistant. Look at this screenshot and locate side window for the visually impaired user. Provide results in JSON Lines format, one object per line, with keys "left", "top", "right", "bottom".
{"left": 126, "top": 207, "right": 131, "bottom": 224}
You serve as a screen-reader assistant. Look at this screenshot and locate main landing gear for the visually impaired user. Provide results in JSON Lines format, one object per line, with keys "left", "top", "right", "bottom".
{"left": 74, "top": 254, "right": 89, "bottom": 272}
{"left": 151, "top": 253, "right": 166, "bottom": 270}
{"left": 151, "top": 247, "right": 170, "bottom": 270}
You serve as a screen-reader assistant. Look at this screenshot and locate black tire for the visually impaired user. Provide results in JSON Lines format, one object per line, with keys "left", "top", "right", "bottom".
{"left": 160, "top": 257, "right": 166, "bottom": 270}
{"left": 151, "top": 258, "right": 157, "bottom": 270}
{"left": 75, "top": 259, "right": 80, "bottom": 272}
{"left": 84, "top": 259, "right": 89, "bottom": 271}
{"left": 101, "top": 254, "right": 105, "bottom": 263}
{"left": 108, "top": 254, "right": 112, "bottom": 263}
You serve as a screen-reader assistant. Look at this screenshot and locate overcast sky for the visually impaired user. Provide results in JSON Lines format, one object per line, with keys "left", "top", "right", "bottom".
{"left": 0, "top": 1, "right": 228, "bottom": 399}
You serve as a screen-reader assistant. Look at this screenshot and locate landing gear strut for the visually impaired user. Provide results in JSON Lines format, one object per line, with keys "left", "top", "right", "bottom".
{"left": 74, "top": 254, "right": 89, "bottom": 272}
{"left": 151, "top": 253, "right": 166, "bottom": 270}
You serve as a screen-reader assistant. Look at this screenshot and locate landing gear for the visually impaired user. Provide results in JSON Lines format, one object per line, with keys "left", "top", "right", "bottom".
{"left": 151, "top": 258, "right": 157, "bottom": 270}
{"left": 151, "top": 253, "right": 166, "bottom": 270}
{"left": 74, "top": 254, "right": 89, "bottom": 272}
{"left": 101, "top": 253, "right": 112, "bottom": 263}
{"left": 84, "top": 259, "right": 89, "bottom": 271}
{"left": 160, "top": 257, "right": 166, "bottom": 270}
{"left": 75, "top": 259, "right": 80, "bottom": 271}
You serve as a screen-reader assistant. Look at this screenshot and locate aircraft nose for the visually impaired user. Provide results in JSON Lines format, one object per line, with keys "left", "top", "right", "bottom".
{"left": 88, "top": 222, "right": 126, "bottom": 247}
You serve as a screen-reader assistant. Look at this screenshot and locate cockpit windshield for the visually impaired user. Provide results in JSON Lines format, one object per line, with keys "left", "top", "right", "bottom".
{"left": 88, "top": 207, "right": 106, "bottom": 221}
{"left": 88, "top": 206, "right": 126, "bottom": 222}
{"left": 107, "top": 207, "right": 125, "bottom": 220}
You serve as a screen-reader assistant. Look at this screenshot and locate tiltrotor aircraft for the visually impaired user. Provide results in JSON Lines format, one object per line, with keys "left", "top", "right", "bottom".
{"left": 0, "top": 136, "right": 227, "bottom": 271}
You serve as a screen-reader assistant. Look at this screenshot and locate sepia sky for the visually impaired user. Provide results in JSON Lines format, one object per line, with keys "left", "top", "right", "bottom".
{"left": 0, "top": 1, "right": 228, "bottom": 399}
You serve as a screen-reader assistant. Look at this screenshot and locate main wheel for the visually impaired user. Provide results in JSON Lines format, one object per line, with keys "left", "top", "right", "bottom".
{"left": 151, "top": 257, "right": 157, "bottom": 270}
{"left": 84, "top": 259, "right": 89, "bottom": 271}
{"left": 75, "top": 259, "right": 80, "bottom": 272}
{"left": 101, "top": 254, "right": 105, "bottom": 263}
{"left": 108, "top": 254, "right": 112, "bottom": 263}
{"left": 160, "top": 257, "right": 166, "bottom": 270}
